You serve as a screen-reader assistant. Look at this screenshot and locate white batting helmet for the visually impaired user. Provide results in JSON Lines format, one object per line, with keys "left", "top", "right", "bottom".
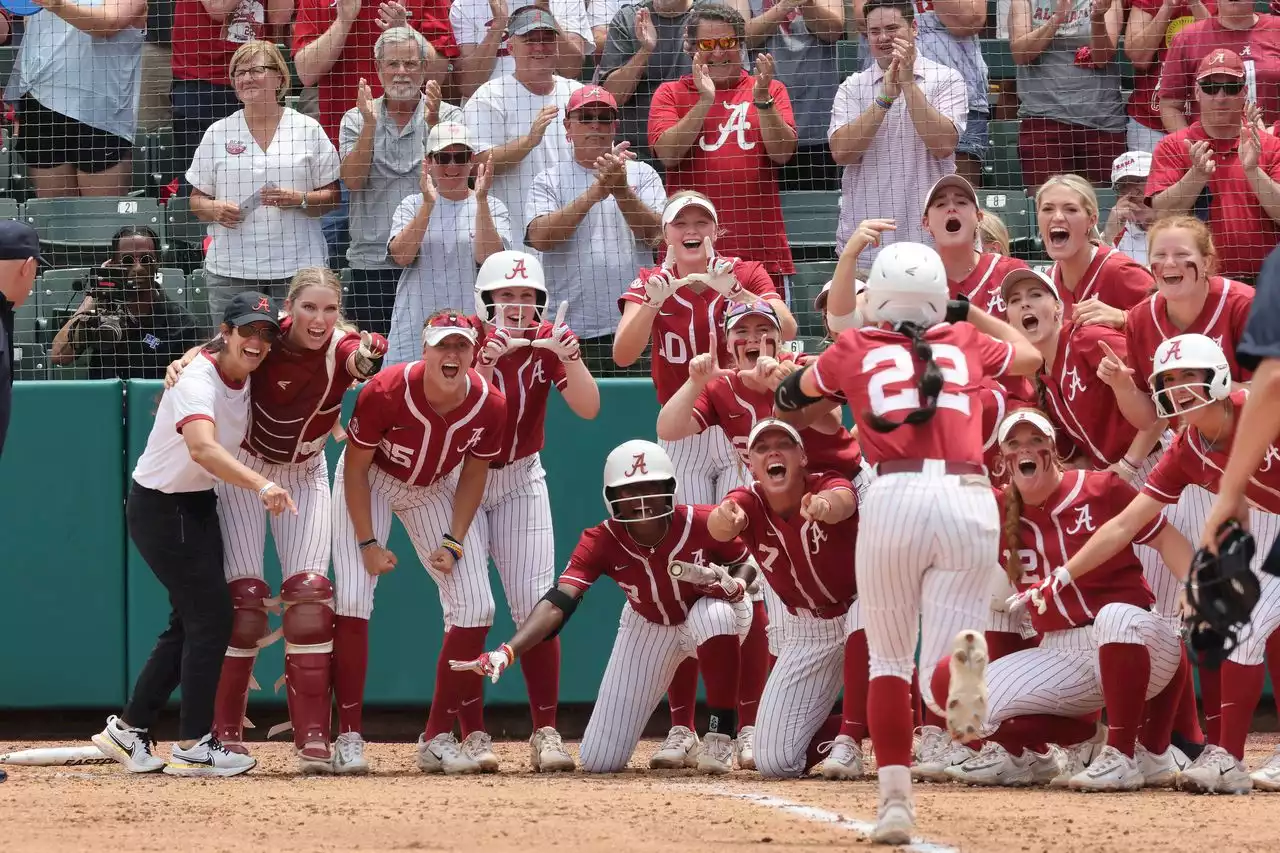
{"left": 1149, "top": 333, "right": 1232, "bottom": 418}
{"left": 474, "top": 250, "right": 548, "bottom": 327}
{"left": 864, "top": 242, "right": 949, "bottom": 328}
{"left": 602, "top": 439, "right": 678, "bottom": 522}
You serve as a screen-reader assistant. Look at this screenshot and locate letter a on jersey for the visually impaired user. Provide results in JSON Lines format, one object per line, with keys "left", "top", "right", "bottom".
{"left": 1066, "top": 504, "right": 1096, "bottom": 535}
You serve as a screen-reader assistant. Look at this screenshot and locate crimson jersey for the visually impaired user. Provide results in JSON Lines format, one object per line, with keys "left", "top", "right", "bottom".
{"left": 693, "top": 355, "right": 862, "bottom": 479}
{"left": 1142, "top": 391, "right": 1280, "bottom": 513}
{"left": 1039, "top": 322, "right": 1137, "bottom": 467}
{"left": 1049, "top": 246, "right": 1154, "bottom": 316}
{"left": 346, "top": 364, "right": 506, "bottom": 487}
{"left": 472, "top": 318, "right": 568, "bottom": 464}
{"left": 244, "top": 318, "right": 364, "bottom": 463}
{"left": 559, "top": 504, "right": 751, "bottom": 626}
{"left": 725, "top": 472, "right": 858, "bottom": 615}
{"left": 1124, "top": 276, "right": 1255, "bottom": 393}
{"left": 619, "top": 260, "right": 779, "bottom": 403}
{"left": 950, "top": 253, "right": 1028, "bottom": 321}
{"left": 979, "top": 377, "right": 1012, "bottom": 484}
{"left": 1002, "top": 469, "right": 1160, "bottom": 634}
{"left": 810, "top": 324, "right": 1015, "bottom": 466}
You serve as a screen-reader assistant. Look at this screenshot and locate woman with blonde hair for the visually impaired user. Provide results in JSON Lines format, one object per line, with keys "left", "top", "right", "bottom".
{"left": 188, "top": 41, "right": 341, "bottom": 330}
{"left": 979, "top": 213, "right": 1012, "bottom": 258}
{"left": 163, "top": 267, "right": 388, "bottom": 776}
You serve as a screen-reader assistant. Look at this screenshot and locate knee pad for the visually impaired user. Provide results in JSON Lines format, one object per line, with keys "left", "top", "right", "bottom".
{"left": 227, "top": 577, "right": 273, "bottom": 653}
{"left": 281, "top": 572, "right": 336, "bottom": 652}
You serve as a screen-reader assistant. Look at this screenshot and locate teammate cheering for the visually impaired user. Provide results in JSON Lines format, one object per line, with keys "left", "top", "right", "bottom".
{"left": 942, "top": 409, "right": 1188, "bottom": 792}
{"left": 466, "top": 251, "right": 600, "bottom": 772}
{"left": 330, "top": 311, "right": 507, "bottom": 776}
{"left": 708, "top": 419, "right": 867, "bottom": 782}
{"left": 777, "top": 242, "right": 1042, "bottom": 844}
{"left": 163, "top": 268, "right": 387, "bottom": 774}
{"left": 451, "top": 440, "right": 755, "bottom": 775}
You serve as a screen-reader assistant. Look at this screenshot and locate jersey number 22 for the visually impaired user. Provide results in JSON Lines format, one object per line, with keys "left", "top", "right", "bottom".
{"left": 864, "top": 343, "right": 970, "bottom": 416}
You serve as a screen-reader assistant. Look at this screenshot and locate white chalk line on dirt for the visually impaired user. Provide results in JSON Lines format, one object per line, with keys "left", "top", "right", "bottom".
{"left": 666, "top": 783, "right": 958, "bottom": 853}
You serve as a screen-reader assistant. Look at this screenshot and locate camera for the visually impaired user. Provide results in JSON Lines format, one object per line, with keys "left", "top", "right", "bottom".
{"left": 70, "top": 267, "right": 142, "bottom": 346}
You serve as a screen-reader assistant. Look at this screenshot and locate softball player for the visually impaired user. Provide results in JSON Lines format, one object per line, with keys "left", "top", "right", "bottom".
{"left": 467, "top": 251, "right": 600, "bottom": 772}
{"left": 779, "top": 242, "right": 1043, "bottom": 844}
{"left": 330, "top": 311, "right": 507, "bottom": 776}
{"left": 942, "top": 409, "right": 1187, "bottom": 792}
{"left": 451, "top": 440, "right": 754, "bottom": 775}
{"left": 163, "top": 268, "right": 387, "bottom": 774}
{"left": 1061, "top": 335, "right": 1280, "bottom": 794}
{"left": 708, "top": 419, "right": 867, "bottom": 781}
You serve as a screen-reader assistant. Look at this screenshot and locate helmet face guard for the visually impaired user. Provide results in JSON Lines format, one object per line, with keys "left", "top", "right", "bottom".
{"left": 1152, "top": 374, "right": 1218, "bottom": 419}
{"left": 604, "top": 482, "right": 678, "bottom": 523}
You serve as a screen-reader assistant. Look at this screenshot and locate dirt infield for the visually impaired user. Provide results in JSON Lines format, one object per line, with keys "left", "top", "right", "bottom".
{"left": 2, "top": 735, "right": 1277, "bottom": 853}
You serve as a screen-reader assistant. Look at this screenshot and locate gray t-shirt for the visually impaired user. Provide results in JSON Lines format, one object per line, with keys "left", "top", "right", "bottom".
{"left": 598, "top": 1, "right": 695, "bottom": 155}
{"left": 1015, "top": 0, "right": 1124, "bottom": 132}
{"left": 747, "top": 0, "right": 840, "bottom": 146}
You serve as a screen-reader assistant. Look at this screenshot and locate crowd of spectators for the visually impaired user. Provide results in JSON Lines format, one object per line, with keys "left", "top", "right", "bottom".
{"left": 2, "top": 0, "right": 1280, "bottom": 381}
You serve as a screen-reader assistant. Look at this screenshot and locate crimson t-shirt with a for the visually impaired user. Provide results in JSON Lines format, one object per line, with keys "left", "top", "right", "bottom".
{"left": 171, "top": 0, "right": 272, "bottom": 86}
{"left": 1127, "top": 0, "right": 1216, "bottom": 131}
{"left": 1158, "top": 16, "right": 1280, "bottom": 126}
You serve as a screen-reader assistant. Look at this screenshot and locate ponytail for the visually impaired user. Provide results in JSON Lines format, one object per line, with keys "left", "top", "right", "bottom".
{"left": 864, "top": 322, "right": 944, "bottom": 433}
{"left": 1001, "top": 482, "right": 1024, "bottom": 584}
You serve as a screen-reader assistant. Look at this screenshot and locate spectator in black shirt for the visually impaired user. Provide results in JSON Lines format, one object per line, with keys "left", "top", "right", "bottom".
{"left": 0, "top": 221, "right": 41, "bottom": 459}
{"left": 51, "top": 227, "right": 204, "bottom": 379}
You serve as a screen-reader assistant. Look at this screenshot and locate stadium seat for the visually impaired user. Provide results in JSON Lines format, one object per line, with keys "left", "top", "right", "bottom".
{"left": 789, "top": 260, "right": 837, "bottom": 340}
{"left": 983, "top": 120, "right": 1023, "bottom": 189}
{"left": 36, "top": 269, "right": 93, "bottom": 344}
{"left": 0, "top": 198, "right": 19, "bottom": 221}
{"left": 158, "top": 267, "right": 188, "bottom": 306}
{"left": 10, "top": 290, "right": 45, "bottom": 347}
{"left": 163, "top": 194, "right": 207, "bottom": 256}
{"left": 837, "top": 40, "right": 861, "bottom": 79}
{"left": 24, "top": 197, "right": 166, "bottom": 270}
{"left": 1093, "top": 186, "right": 1118, "bottom": 227}
{"left": 979, "top": 191, "right": 1038, "bottom": 259}
{"left": 982, "top": 38, "right": 1015, "bottom": 81}
{"left": 0, "top": 128, "right": 28, "bottom": 201}
{"left": 187, "top": 268, "right": 212, "bottom": 331}
{"left": 781, "top": 190, "right": 840, "bottom": 259}
{"left": 145, "top": 126, "right": 181, "bottom": 191}
{"left": 11, "top": 343, "right": 50, "bottom": 382}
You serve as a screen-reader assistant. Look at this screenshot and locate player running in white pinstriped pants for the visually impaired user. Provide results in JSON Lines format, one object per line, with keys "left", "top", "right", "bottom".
{"left": 464, "top": 251, "right": 601, "bottom": 772}
{"left": 614, "top": 192, "right": 796, "bottom": 767}
{"left": 451, "top": 440, "right": 754, "bottom": 774}
{"left": 161, "top": 269, "right": 387, "bottom": 774}
{"left": 329, "top": 311, "right": 506, "bottom": 776}
{"left": 780, "top": 241, "right": 1043, "bottom": 845}
{"left": 1063, "top": 335, "right": 1280, "bottom": 794}
{"left": 938, "top": 409, "right": 1189, "bottom": 792}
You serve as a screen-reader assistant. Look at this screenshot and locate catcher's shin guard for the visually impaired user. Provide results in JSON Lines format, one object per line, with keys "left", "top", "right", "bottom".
{"left": 279, "top": 573, "right": 336, "bottom": 749}
{"left": 213, "top": 578, "right": 274, "bottom": 746}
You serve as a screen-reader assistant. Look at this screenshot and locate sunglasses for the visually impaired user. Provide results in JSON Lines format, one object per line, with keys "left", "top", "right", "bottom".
{"left": 1198, "top": 79, "right": 1245, "bottom": 96}
{"left": 431, "top": 151, "right": 473, "bottom": 165}
{"left": 695, "top": 36, "right": 740, "bottom": 52}
{"left": 237, "top": 323, "right": 279, "bottom": 343}
{"left": 573, "top": 111, "right": 618, "bottom": 124}
{"left": 119, "top": 253, "right": 158, "bottom": 266}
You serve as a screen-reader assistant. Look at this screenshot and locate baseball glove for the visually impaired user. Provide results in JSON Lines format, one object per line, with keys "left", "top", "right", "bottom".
{"left": 1182, "top": 520, "right": 1261, "bottom": 669}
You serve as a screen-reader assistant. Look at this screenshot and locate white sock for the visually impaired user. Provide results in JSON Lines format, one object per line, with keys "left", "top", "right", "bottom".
{"left": 878, "top": 764, "right": 912, "bottom": 800}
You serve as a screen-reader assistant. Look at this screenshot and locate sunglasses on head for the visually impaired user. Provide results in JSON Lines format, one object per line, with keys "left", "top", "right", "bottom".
{"left": 120, "top": 253, "right": 158, "bottom": 266}
{"left": 238, "top": 323, "right": 279, "bottom": 343}
{"left": 1199, "top": 79, "right": 1245, "bottom": 96}
{"left": 695, "top": 36, "right": 740, "bottom": 52}
{"left": 431, "top": 151, "right": 473, "bottom": 165}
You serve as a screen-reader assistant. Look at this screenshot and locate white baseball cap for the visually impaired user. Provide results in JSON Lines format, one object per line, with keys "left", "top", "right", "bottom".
{"left": 997, "top": 409, "right": 1056, "bottom": 445}
{"left": 662, "top": 194, "right": 718, "bottom": 227}
{"left": 1000, "top": 268, "right": 1061, "bottom": 303}
{"left": 814, "top": 278, "right": 867, "bottom": 312}
{"left": 426, "top": 122, "right": 473, "bottom": 155}
{"left": 421, "top": 312, "right": 479, "bottom": 347}
{"left": 1111, "top": 151, "right": 1152, "bottom": 185}
{"left": 747, "top": 418, "right": 803, "bottom": 450}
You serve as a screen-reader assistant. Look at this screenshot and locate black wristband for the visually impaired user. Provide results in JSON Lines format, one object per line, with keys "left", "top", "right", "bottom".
{"left": 358, "top": 538, "right": 378, "bottom": 550}
{"left": 945, "top": 295, "right": 971, "bottom": 325}
{"left": 442, "top": 533, "right": 462, "bottom": 547}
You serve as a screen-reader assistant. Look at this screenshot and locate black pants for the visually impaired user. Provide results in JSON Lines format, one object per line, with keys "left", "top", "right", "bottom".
{"left": 169, "top": 80, "right": 240, "bottom": 190}
{"left": 345, "top": 267, "right": 400, "bottom": 337}
{"left": 123, "top": 482, "right": 232, "bottom": 740}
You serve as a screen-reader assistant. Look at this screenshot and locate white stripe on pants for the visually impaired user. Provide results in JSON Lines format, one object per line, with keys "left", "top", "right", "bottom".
{"left": 216, "top": 448, "right": 331, "bottom": 582}
{"left": 331, "top": 451, "right": 495, "bottom": 626}
{"left": 579, "top": 598, "right": 748, "bottom": 773}
{"left": 481, "top": 454, "right": 555, "bottom": 624}
{"left": 856, "top": 467, "right": 999, "bottom": 717}
{"left": 661, "top": 429, "right": 747, "bottom": 506}
{"left": 1229, "top": 507, "right": 1280, "bottom": 665}
{"left": 755, "top": 602, "right": 862, "bottom": 778}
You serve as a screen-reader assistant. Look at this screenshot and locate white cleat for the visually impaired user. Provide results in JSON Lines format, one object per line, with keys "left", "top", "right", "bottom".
{"left": 1068, "top": 745, "right": 1145, "bottom": 792}
{"left": 333, "top": 732, "right": 370, "bottom": 775}
{"left": 1050, "top": 728, "right": 1105, "bottom": 788}
{"left": 461, "top": 731, "right": 500, "bottom": 773}
{"left": 735, "top": 725, "right": 756, "bottom": 770}
{"left": 1249, "top": 748, "right": 1280, "bottom": 792}
{"left": 872, "top": 796, "right": 916, "bottom": 846}
{"left": 946, "top": 631, "right": 988, "bottom": 744}
{"left": 649, "top": 725, "right": 700, "bottom": 769}
{"left": 696, "top": 732, "right": 734, "bottom": 775}
{"left": 164, "top": 734, "right": 257, "bottom": 778}
{"left": 1136, "top": 743, "right": 1187, "bottom": 789}
{"left": 945, "top": 742, "right": 1033, "bottom": 787}
{"left": 912, "top": 726, "right": 975, "bottom": 782}
{"left": 416, "top": 733, "right": 481, "bottom": 775}
{"left": 1024, "top": 746, "right": 1063, "bottom": 785}
{"left": 819, "top": 734, "right": 864, "bottom": 780}
{"left": 1179, "top": 744, "right": 1253, "bottom": 795}
{"left": 92, "top": 715, "right": 166, "bottom": 773}
{"left": 530, "top": 727, "right": 575, "bottom": 773}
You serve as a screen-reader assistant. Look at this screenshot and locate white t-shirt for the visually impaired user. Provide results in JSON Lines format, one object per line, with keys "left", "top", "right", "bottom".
{"left": 526, "top": 157, "right": 664, "bottom": 338}
{"left": 132, "top": 353, "right": 251, "bottom": 494}
{"left": 462, "top": 74, "right": 582, "bottom": 253}
{"left": 187, "top": 108, "right": 341, "bottom": 279}
{"left": 451, "top": 0, "right": 594, "bottom": 83}
{"left": 385, "top": 192, "right": 514, "bottom": 365}
{"left": 1115, "top": 224, "right": 1148, "bottom": 267}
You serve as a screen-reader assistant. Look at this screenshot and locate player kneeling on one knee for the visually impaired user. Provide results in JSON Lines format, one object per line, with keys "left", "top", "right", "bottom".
{"left": 452, "top": 440, "right": 755, "bottom": 775}
{"left": 708, "top": 419, "right": 868, "bottom": 780}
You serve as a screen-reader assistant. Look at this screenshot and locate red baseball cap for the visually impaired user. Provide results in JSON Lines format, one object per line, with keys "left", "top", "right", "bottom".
{"left": 567, "top": 85, "right": 618, "bottom": 114}
{"left": 1196, "top": 49, "right": 1245, "bottom": 81}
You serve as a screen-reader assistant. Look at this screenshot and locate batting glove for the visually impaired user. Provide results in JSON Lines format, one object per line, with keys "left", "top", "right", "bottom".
{"left": 532, "top": 323, "right": 581, "bottom": 362}
{"left": 448, "top": 643, "right": 514, "bottom": 684}
{"left": 354, "top": 330, "right": 389, "bottom": 377}
{"left": 478, "top": 327, "right": 517, "bottom": 368}
{"left": 640, "top": 269, "right": 681, "bottom": 309}
{"left": 704, "top": 255, "right": 751, "bottom": 304}
{"left": 1006, "top": 566, "right": 1073, "bottom": 615}
{"left": 699, "top": 566, "right": 748, "bottom": 604}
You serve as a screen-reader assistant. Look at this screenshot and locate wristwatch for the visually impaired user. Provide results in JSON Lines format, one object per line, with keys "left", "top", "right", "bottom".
{"left": 299, "top": 192, "right": 309, "bottom": 211}
{"left": 754, "top": 97, "right": 775, "bottom": 110}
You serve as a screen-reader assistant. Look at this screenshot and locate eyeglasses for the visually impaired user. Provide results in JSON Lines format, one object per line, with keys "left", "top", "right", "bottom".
{"left": 231, "top": 64, "right": 273, "bottom": 80}
{"left": 1198, "top": 79, "right": 1245, "bottom": 96}
{"left": 431, "top": 151, "right": 473, "bottom": 165}
{"left": 237, "top": 323, "right": 279, "bottom": 343}
{"left": 119, "top": 253, "right": 158, "bottom": 266}
{"left": 695, "top": 36, "right": 740, "bottom": 52}
{"left": 573, "top": 111, "right": 618, "bottom": 124}
{"left": 380, "top": 59, "right": 422, "bottom": 72}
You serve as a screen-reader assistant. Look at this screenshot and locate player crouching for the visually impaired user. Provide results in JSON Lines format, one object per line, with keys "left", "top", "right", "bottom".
{"left": 708, "top": 419, "right": 868, "bottom": 781}
{"left": 451, "top": 440, "right": 755, "bottom": 774}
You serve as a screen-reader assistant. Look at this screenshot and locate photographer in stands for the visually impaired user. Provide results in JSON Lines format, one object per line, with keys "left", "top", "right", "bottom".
{"left": 51, "top": 227, "right": 203, "bottom": 379}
